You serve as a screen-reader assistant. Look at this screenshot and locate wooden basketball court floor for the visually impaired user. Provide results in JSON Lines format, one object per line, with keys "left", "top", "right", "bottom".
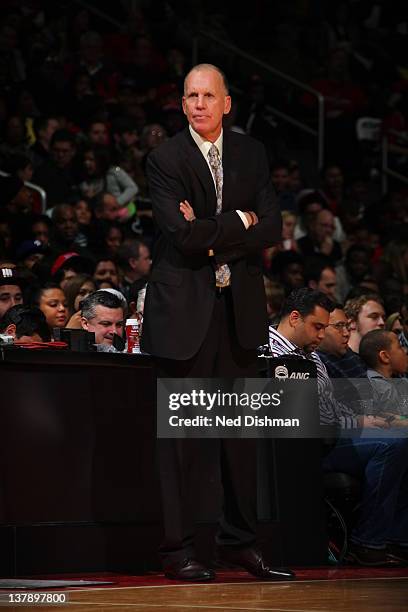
{"left": 11, "top": 569, "right": 408, "bottom": 612}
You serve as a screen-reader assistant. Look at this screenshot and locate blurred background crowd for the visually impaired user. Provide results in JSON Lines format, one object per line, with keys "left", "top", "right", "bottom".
{"left": 0, "top": 0, "right": 407, "bottom": 346}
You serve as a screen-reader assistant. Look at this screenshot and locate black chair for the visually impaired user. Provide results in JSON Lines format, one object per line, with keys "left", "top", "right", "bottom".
{"left": 324, "top": 471, "right": 362, "bottom": 563}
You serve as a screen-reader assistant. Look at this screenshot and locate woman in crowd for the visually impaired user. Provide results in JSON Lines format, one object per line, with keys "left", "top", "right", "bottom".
{"left": 64, "top": 273, "right": 96, "bottom": 328}
{"left": 78, "top": 145, "right": 138, "bottom": 221}
{"left": 29, "top": 283, "right": 69, "bottom": 336}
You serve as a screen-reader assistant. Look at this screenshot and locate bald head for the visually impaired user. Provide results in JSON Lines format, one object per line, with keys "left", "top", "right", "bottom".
{"left": 183, "top": 64, "right": 229, "bottom": 95}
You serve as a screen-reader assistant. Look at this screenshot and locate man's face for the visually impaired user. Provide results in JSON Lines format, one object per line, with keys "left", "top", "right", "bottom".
{"left": 182, "top": 68, "right": 231, "bottom": 141}
{"left": 81, "top": 305, "right": 124, "bottom": 345}
{"left": 347, "top": 251, "right": 370, "bottom": 280}
{"left": 131, "top": 245, "right": 151, "bottom": 278}
{"left": 356, "top": 300, "right": 385, "bottom": 337}
{"left": 313, "top": 210, "right": 335, "bottom": 242}
{"left": 52, "top": 140, "right": 75, "bottom": 168}
{"left": 32, "top": 221, "right": 49, "bottom": 245}
{"left": 41, "top": 119, "right": 59, "bottom": 144}
{"left": 120, "top": 129, "right": 139, "bottom": 148}
{"left": 317, "top": 267, "right": 337, "bottom": 300}
{"left": 272, "top": 167, "right": 290, "bottom": 193}
{"left": 319, "top": 308, "right": 351, "bottom": 357}
{"left": 290, "top": 305, "right": 330, "bottom": 353}
{"left": 0, "top": 284, "right": 23, "bottom": 318}
{"left": 12, "top": 186, "right": 32, "bottom": 213}
{"left": 283, "top": 263, "right": 304, "bottom": 289}
{"left": 88, "top": 123, "right": 109, "bottom": 145}
{"left": 324, "top": 166, "right": 343, "bottom": 191}
{"left": 55, "top": 207, "right": 78, "bottom": 242}
{"left": 94, "top": 260, "right": 119, "bottom": 287}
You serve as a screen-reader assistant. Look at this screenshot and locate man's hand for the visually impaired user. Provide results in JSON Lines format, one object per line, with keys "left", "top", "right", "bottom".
{"left": 243, "top": 211, "right": 259, "bottom": 227}
{"left": 359, "top": 415, "right": 390, "bottom": 429}
{"left": 180, "top": 200, "right": 196, "bottom": 221}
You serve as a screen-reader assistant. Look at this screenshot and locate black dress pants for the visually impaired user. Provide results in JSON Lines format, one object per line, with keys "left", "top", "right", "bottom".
{"left": 156, "top": 289, "right": 260, "bottom": 563}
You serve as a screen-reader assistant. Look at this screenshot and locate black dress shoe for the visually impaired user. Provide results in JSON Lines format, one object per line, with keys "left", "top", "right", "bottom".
{"left": 164, "top": 558, "right": 215, "bottom": 581}
{"left": 217, "top": 547, "right": 295, "bottom": 581}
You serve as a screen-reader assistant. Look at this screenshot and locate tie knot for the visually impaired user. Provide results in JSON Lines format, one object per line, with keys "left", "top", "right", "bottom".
{"left": 208, "top": 144, "right": 220, "bottom": 167}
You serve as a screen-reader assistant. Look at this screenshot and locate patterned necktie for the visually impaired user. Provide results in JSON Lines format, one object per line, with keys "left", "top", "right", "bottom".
{"left": 208, "top": 144, "right": 231, "bottom": 287}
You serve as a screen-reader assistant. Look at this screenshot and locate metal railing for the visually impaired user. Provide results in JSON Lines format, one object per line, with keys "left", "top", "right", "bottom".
{"left": 0, "top": 170, "right": 47, "bottom": 213}
{"left": 192, "top": 31, "right": 325, "bottom": 169}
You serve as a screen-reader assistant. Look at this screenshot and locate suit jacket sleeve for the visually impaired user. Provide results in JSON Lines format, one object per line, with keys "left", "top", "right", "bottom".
{"left": 146, "top": 148, "right": 249, "bottom": 255}
{"left": 214, "top": 143, "right": 281, "bottom": 265}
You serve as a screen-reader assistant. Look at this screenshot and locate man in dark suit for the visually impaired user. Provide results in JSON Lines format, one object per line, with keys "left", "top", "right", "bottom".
{"left": 141, "top": 64, "right": 293, "bottom": 582}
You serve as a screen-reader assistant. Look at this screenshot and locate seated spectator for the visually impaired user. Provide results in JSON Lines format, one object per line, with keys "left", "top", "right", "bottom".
{"left": 0, "top": 304, "right": 51, "bottom": 342}
{"left": 294, "top": 190, "right": 345, "bottom": 243}
{"left": 0, "top": 176, "right": 33, "bottom": 240}
{"left": 78, "top": 145, "right": 138, "bottom": 220}
{"left": 2, "top": 152, "right": 33, "bottom": 183}
{"left": 50, "top": 252, "right": 94, "bottom": 290}
{"left": 30, "top": 116, "right": 59, "bottom": 168}
{"left": 271, "top": 160, "right": 297, "bottom": 212}
{"left": 268, "top": 251, "right": 304, "bottom": 296}
{"left": 318, "top": 303, "right": 366, "bottom": 380}
{"left": 74, "top": 198, "right": 93, "bottom": 229}
{"left": 263, "top": 211, "right": 298, "bottom": 271}
{"left": 50, "top": 204, "right": 86, "bottom": 252}
{"left": 80, "top": 290, "right": 125, "bottom": 346}
{"left": 268, "top": 287, "right": 358, "bottom": 429}
{"left": 0, "top": 267, "right": 24, "bottom": 319}
{"left": 116, "top": 239, "right": 151, "bottom": 296}
{"left": 385, "top": 312, "right": 404, "bottom": 339}
{"left": 360, "top": 330, "right": 408, "bottom": 423}
{"left": 64, "top": 273, "right": 97, "bottom": 319}
{"left": 93, "top": 257, "right": 120, "bottom": 289}
{"left": 29, "top": 283, "right": 68, "bottom": 334}
{"left": 297, "top": 208, "right": 343, "bottom": 264}
{"left": 0, "top": 115, "right": 28, "bottom": 160}
{"left": 263, "top": 278, "right": 285, "bottom": 324}
{"left": 111, "top": 116, "right": 143, "bottom": 166}
{"left": 305, "top": 256, "right": 337, "bottom": 301}
{"left": 33, "top": 130, "right": 79, "bottom": 207}
{"left": 335, "top": 244, "right": 374, "bottom": 302}
{"left": 319, "top": 163, "right": 345, "bottom": 215}
{"left": 31, "top": 215, "right": 51, "bottom": 247}
{"left": 92, "top": 192, "right": 121, "bottom": 223}
{"left": 86, "top": 120, "right": 110, "bottom": 147}
{"left": 16, "top": 239, "right": 48, "bottom": 271}
{"left": 345, "top": 294, "right": 385, "bottom": 354}
{"left": 101, "top": 223, "right": 125, "bottom": 258}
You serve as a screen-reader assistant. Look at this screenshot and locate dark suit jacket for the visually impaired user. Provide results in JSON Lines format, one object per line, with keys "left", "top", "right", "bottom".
{"left": 141, "top": 127, "right": 281, "bottom": 360}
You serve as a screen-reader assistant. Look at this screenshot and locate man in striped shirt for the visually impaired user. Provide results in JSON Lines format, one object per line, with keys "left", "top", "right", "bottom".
{"left": 268, "top": 287, "right": 360, "bottom": 429}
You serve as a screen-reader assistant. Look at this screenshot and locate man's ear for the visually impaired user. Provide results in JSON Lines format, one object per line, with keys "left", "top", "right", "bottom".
{"left": 81, "top": 317, "right": 89, "bottom": 331}
{"left": 5, "top": 323, "right": 16, "bottom": 338}
{"left": 308, "top": 280, "right": 317, "bottom": 290}
{"left": 129, "top": 257, "right": 138, "bottom": 271}
{"left": 288, "top": 310, "right": 301, "bottom": 327}
{"left": 348, "top": 318, "right": 357, "bottom": 332}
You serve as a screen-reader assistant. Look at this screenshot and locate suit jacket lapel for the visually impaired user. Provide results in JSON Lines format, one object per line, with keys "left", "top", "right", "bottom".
{"left": 221, "top": 129, "right": 237, "bottom": 213}
{"left": 180, "top": 128, "right": 217, "bottom": 216}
